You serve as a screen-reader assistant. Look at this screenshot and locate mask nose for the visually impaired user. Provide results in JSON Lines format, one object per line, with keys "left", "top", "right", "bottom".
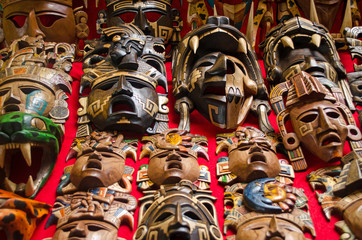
{"left": 134, "top": 7, "right": 151, "bottom": 34}
{"left": 205, "top": 53, "right": 227, "bottom": 78}
{"left": 168, "top": 203, "right": 191, "bottom": 238}
{"left": 316, "top": 107, "right": 336, "bottom": 134}
{"left": 303, "top": 56, "right": 325, "bottom": 75}
{"left": 26, "top": 9, "right": 46, "bottom": 39}
{"left": 266, "top": 216, "right": 285, "bottom": 240}
{"left": 3, "top": 88, "right": 21, "bottom": 112}
{"left": 166, "top": 150, "right": 182, "bottom": 161}
{"left": 88, "top": 151, "right": 102, "bottom": 161}
{"left": 112, "top": 76, "right": 133, "bottom": 97}
{"left": 249, "top": 142, "right": 262, "bottom": 154}
{"left": 68, "top": 221, "right": 88, "bottom": 238}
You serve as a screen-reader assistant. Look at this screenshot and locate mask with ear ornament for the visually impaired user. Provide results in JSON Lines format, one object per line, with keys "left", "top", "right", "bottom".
{"left": 270, "top": 71, "right": 362, "bottom": 171}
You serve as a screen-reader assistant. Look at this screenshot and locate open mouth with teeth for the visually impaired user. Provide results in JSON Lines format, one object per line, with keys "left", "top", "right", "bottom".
{"left": 153, "top": 43, "right": 165, "bottom": 55}
{"left": 0, "top": 112, "right": 62, "bottom": 198}
{"left": 319, "top": 132, "right": 341, "bottom": 147}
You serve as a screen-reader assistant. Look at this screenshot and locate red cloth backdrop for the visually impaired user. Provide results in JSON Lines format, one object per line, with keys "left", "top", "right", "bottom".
{"left": 29, "top": 1, "right": 361, "bottom": 239}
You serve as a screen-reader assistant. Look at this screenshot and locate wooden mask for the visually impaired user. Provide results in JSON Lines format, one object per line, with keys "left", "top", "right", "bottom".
{"left": 135, "top": 180, "right": 222, "bottom": 240}
{"left": 224, "top": 179, "right": 316, "bottom": 239}
{"left": 270, "top": 71, "right": 362, "bottom": 170}
{"left": 214, "top": 0, "right": 252, "bottom": 28}
{"left": 259, "top": 17, "right": 355, "bottom": 110}
{"left": 1, "top": 0, "right": 76, "bottom": 45}
{"left": 65, "top": 130, "right": 137, "bottom": 191}
{"left": 216, "top": 126, "right": 280, "bottom": 183}
{"left": 102, "top": 0, "right": 180, "bottom": 45}
{"left": 80, "top": 25, "right": 168, "bottom": 135}
{"left": 139, "top": 129, "right": 208, "bottom": 187}
{"left": 172, "top": 16, "right": 272, "bottom": 132}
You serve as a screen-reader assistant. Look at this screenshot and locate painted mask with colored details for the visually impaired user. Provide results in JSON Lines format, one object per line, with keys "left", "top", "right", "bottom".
{"left": 0, "top": 189, "right": 51, "bottom": 240}
{"left": 1, "top": 0, "right": 76, "bottom": 45}
{"left": 0, "top": 112, "right": 63, "bottom": 198}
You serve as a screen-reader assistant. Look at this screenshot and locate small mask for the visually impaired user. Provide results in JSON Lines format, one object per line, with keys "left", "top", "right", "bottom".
{"left": 224, "top": 179, "right": 316, "bottom": 240}
{"left": 216, "top": 126, "right": 280, "bottom": 183}
{"left": 1, "top": 0, "right": 76, "bottom": 45}
{"left": 103, "top": 0, "right": 178, "bottom": 45}
{"left": 139, "top": 129, "right": 208, "bottom": 187}
{"left": 135, "top": 180, "right": 222, "bottom": 240}
{"left": 270, "top": 71, "right": 362, "bottom": 170}
{"left": 173, "top": 16, "right": 270, "bottom": 131}
{"left": 214, "top": 0, "right": 252, "bottom": 27}
{"left": 0, "top": 190, "right": 51, "bottom": 240}
{"left": 65, "top": 130, "right": 137, "bottom": 191}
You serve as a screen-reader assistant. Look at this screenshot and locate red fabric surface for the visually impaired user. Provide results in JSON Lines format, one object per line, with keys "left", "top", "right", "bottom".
{"left": 28, "top": 1, "right": 362, "bottom": 239}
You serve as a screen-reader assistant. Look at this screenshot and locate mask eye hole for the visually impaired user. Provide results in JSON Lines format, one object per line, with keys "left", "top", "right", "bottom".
{"left": 326, "top": 111, "right": 340, "bottom": 119}
{"left": 38, "top": 14, "right": 63, "bottom": 27}
{"left": 145, "top": 12, "right": 163, "bottom": 22}
{"left": 9, "top": 15, "right": 27, "bottom": 28}
{"left": 118, "top": 12, "right": 136, "bottom": 23}
{"left": 226, "top": 60, "right": 235, "bottom": 74}
{"left": 155, "top": 212, "right": 172, "bottom": 222}
{"left": 184, "top": 211, "right": 201, "bottom": 221}
{"left": 198, "top": 62, "right": 213, "bottom": 67}
{"left": 300, "top": 113, "right": 317, "bottom": 123}
{"left": 20, "top": 87, "right": 38, "bottom": 94}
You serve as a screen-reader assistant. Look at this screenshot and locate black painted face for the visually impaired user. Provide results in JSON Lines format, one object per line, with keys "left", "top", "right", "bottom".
{"left": 187, "top": 52, "right": 257, "bottom": 129}
{"left": 87, "top": 74, "right": 159, "bottom": 133}
{"left": 106, "top": 0, "right": 174, "bottom": 44}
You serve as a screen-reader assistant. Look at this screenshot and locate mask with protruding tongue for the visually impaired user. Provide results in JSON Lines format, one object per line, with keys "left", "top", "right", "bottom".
{"left": 0, "top": 112, "right": 63, "bottom": 198}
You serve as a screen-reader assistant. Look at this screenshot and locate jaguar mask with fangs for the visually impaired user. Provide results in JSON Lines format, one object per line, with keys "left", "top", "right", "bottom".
{"left": 0, "top": 112, "right": 63, "bottom": 198}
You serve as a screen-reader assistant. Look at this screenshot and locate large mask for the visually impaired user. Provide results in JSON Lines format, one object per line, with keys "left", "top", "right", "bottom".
{"left": 270, "top": 71, "right": 362, "bottom": 171}
{"left": 102, "top": 0, "right": 180, "bottom": 45}
{"left": 224, "top": 179, "right": 316, "bottom": 240}
{"left": 260, "top": 17, "right": 355, "bottom": 110}
{"left": 80, "top": 25, "right": 168, "bottom": 135}
{"left": 172, "top": 16, "right": 271, "bottom": 132}
{"left": 216, "top": 126, "right": 280, "bottom": 183}
{"left": 0, "top": 190, "right": 51, "bottom": 240}
{"left": 139, "top": 129, "right": 209, "bottom": 187}
{"left": 1, "top": 0, "right": 77, "bottom": 45}
{"left": 135, "top": 180, "right": 222, "bottom": 240}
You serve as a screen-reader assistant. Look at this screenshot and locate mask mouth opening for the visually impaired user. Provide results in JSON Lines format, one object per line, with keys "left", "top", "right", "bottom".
{"left": 110, "top": 99, "right": 135, "bottom": 114}
{"left": 249, "top": 153, "right": 266, "bottom": 163}
{"left": 320, "top": 132, "right": 341, "bottom": 146}
{"left": 84, "top": 160, "right": 102, "bottom": 170}
{"left": 1, "top": 143, "right": 53, "bottom": 198}
{"left": 166, "top": 161, "right": 182, "bottom": 170}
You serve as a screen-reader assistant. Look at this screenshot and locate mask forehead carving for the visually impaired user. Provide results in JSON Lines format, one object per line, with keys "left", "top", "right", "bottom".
{"left": 173, "top": 16, "right": 271, "bottom": 131}
{"left": 216, "top": 126, "right": 280, "bottom": 183}
{"left": 140, "top": 129, "right": 208, "bottom": 186}
{"left": 1, "top": 0, "right": 76, "bottom": 45}
{"left": 104, "top": 0, "right": 175, "bottom": 44}
{"left": 135, "top": 180, "right": 222, "bottom": 240}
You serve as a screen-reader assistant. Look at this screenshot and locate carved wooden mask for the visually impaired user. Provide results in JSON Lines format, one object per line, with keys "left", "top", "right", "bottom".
{"left": 173, "top": 16, "right": 268, "bottom": 130}
{"left": 103, "top": 0, "right": 176, "bottom": 44}
{"left": 1, "top": 0, "right": 76, "bottom": 45}
{"left": 140, "top": 129, "right": 208, "bottom": 187}
{"left": 135, "top": 180, "right": 222, "bottom": 240}
{"left": 216, "top": 126, "right": 280, "bottom": 183}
